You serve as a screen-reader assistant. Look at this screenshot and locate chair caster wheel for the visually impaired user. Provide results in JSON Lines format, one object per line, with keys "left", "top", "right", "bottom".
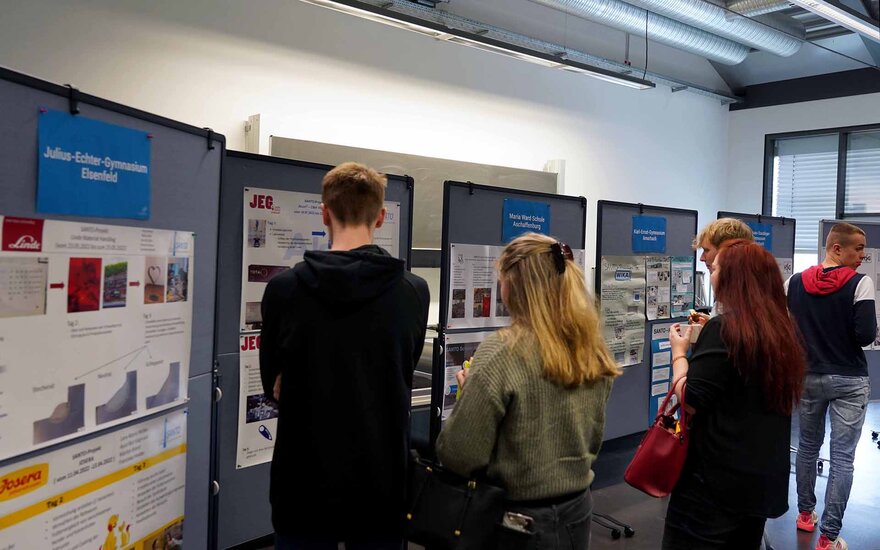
{"left": 624, "top": 526, "right": 636, "bottom": 537}
{"left": 817, "top": 460, "right": 824, "bottom": 474}
{"left": 611, "top": 528, "right": 621, "bottom": 540}
{"left": 872, "top": 430, "right": 878, "bottom": 440}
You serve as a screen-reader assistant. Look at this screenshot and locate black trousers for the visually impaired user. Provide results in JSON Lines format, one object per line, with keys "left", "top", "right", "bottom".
{"left": 662, "top": 472, "right": 766, "bottom": 550}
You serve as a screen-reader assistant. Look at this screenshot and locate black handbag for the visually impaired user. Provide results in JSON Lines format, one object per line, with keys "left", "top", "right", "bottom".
{"left": 404, "top": 454, "right": 506, "bottom": 549}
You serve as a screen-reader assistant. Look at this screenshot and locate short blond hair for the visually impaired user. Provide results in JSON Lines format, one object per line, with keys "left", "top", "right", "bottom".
{"left": 322, "top": 162, "right": 386, "bottom": 226}
{"left": 498, "top": 233, "right": 620, "bottom": 387}
{"left": 693, "top": 218, "right": 754, "bottom": 249}
{"left": 826, "top": 222, "right": 865, "bottom": 251}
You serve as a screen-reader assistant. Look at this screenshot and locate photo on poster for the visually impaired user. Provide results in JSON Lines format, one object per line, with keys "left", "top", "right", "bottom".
{"left": 247, "top": 219, "right": 267, "bottom": 248}
{"left": 495, "top": 280, "right": 509, "bottom": 317}
{"left": 246, "top": 394, "right": 279, "bottom": 423}
{"left": 143, "top": 519, "right": 184, "bottom": 550}
{"left": 451, "top": 288, "right": 466, "bottom": 319}
{"left": 67, "top": 257, "right": 102, "bottom": 313}
{"left": 245, "top": 301, "right": 262, "bottom": 330}
{"left": 473, "top": 287, "right": 491, "bottom": 318}
{"left": 0, "top": 256, "right": 49, "bottom": 318}
{"left": 143, "top": 256, "right": 166, "bottom": 304}
{"left": 102, "top": 259, "right": 128, "bottom": 309}
{"left": 166, "top": 257, "right": 189, "bottom": 303}
{"left": 32, "top": 384, "right": 85, "bottom": 444}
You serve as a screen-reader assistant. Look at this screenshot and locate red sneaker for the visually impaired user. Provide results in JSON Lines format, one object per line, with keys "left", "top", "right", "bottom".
{"left": 797, "top": 510, "right": 818, "bottom": 532}
{"left": 815, "top": 534, "right": 848, "bottom": 550}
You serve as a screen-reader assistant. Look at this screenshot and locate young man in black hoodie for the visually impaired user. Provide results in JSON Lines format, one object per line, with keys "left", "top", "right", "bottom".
{"left": 259, "top": 162, "right": 429, "bottom": 550}
{"left": 785, "top": 222, "right": 876, "bottom": 550}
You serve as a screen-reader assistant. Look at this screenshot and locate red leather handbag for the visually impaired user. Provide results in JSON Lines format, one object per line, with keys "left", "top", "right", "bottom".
{"left": 624, "top": 382, "right": 690, "bottom": 498}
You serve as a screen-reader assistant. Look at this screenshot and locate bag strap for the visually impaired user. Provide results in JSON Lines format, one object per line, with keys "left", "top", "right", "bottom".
{"left": 452, "top": 479, "right": 478, "bottom": 538}
{"left": 655, "top": 378, "right": 689, "bottom": 439}
{"left": 405, "top": 462, "right": 434, "bottom": 521}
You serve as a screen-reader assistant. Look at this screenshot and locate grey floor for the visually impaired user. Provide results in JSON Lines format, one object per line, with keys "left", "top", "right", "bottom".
{"left": 261, "top": 402, "right": 880, "bottom": 550}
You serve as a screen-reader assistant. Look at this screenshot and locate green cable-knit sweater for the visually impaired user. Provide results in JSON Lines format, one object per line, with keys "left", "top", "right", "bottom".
{"left": 436, "top": 331, "right": 613, "bottom": 501}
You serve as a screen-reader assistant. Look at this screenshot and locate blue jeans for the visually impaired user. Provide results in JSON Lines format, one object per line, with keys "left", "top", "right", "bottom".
{"left": 500, "top": 490, "right": 593, "bottom": 550}
{"left": 796, "top": 374, "right": 870, "bottom": 540}
{"left": 274, "top": 535, "right": 403, "bottom": 550}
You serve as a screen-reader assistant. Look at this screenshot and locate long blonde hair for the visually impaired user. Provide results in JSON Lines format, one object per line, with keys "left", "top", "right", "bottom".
{"left": 498, "top": 233, "right": 620, "bottom": 386}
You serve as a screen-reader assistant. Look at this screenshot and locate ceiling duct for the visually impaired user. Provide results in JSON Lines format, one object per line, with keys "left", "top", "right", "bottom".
{"left": 528, "top": 0, "right": 752, "bottom": 64}
{"left": 624, "top": 0, "right": 804, "bottom": 55}
{"left": 726, "top": 0, "right": 792, "bottom": 17}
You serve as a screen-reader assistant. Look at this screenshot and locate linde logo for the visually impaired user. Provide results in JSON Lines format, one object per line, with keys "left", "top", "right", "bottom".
{"left": 0, "top": 464, "right": 48, "bottom": 502}
{"left": 2, "top": 216, "right": 45, "bottom": 253}
{"left": 9, "top": 235, "right": 40, "bottom": 250}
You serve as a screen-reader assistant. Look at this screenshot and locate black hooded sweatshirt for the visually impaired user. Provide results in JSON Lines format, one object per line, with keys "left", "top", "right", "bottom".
{"left": 259, "top": 245, "right": 429, "bottom": 540}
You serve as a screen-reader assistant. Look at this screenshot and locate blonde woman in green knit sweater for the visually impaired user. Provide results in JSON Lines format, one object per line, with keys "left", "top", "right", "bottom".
{"left": 436, "top": 233, "right": 620, "bottom": 549}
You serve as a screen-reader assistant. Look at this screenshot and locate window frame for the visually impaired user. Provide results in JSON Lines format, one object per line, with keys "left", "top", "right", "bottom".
{"left": 762, "top": 122, "right": 880, "bottom": 220}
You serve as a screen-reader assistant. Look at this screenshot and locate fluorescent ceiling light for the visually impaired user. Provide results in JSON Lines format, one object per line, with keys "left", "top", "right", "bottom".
{"left": 298, "top": 0, "right": 655, "bottom": 90}
{"left": 788, "top": 0, "right": 880, "bottom": 42}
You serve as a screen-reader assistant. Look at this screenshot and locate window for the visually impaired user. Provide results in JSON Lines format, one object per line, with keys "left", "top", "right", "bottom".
{"left": 764, "top": 124, "right": 880, "bottom": 272}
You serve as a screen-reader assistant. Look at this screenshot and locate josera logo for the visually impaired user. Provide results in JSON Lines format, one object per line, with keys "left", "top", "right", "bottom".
{"left": 614, "top": 269, "right": 631, "bottom": 282}
{"left": 0, "top": 463, "right": 48, "bottom": 502}
{"left": 2, "top": 217, "right": 45, "bottom": 252}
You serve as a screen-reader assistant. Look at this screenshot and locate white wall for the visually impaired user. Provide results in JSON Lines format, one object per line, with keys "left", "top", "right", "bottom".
{"left": 726, "top": 93, "right": 880, "bottom": 214}
{"left": 0, "top": 0, "right": 730, "bottom": 262}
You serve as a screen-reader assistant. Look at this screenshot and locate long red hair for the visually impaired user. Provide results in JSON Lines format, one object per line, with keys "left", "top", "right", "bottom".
{"left": 715, "top": 240, "right": 805, "bottom": 414}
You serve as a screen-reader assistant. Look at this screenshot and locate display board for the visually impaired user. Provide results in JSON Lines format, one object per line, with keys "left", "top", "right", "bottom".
{"left": 214, "top": 151, "right": 414, "bottom": 549}
{"left": 435, "top": 181, "right": 587, "bottom": 443}
{"left": 718, "top": 211, "right": 796, "bottom": 279}
{"left": 595, "top": 201, "right": 698, "bottom": 439}
{"left": 820, "top": 219, "right": 880, "bottom": 398}
{"left": 0, "top": 67, "right": 222, "bottom": 549}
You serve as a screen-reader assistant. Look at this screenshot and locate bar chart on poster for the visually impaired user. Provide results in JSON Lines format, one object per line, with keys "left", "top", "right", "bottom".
{"left": 0, "top": 216, "right": 193, "bottom": 461}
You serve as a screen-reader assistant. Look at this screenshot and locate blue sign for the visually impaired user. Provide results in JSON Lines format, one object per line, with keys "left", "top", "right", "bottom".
{"left": 502, "top": 198, "right": 550, "bottom": 242}
{"left": 38, "top": 109, "right": 151, "bottom": 219}
{"left": 632, "top": 215, "right": 667, "bottom": 253}
{"left": 746, "top": 221, "right": 773, "bottom": 251}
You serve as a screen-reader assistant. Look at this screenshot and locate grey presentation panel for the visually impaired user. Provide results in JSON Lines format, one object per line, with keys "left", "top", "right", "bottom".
{"left": 820, "top": 219, "right": 880, "bottom": 398}
{"left": 0, "top": 68, "right": 222, "bottom": 547}
{"left": 434, "top": 181, "right": 587, "bottom": 443}
{"left": 718, "top": 211, "right": 796, "bottom": 260}
{"left": 214, "top": 151, "right": 414, "bottom": 549}
{"left": 439, "top": 180, "right": 587, "bottom": 332}
{"left": 596, "top": 201, "right": 698, "bottom": 440}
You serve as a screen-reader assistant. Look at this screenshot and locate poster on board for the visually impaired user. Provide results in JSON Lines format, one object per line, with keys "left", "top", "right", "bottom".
{"left": 442, "top": 331, "right": 492, "bottom": 421}
{"left": 240, "top": 187, "right": 400, "bottom": 332}
{"left": 0, "top": 216, "right": 193, "bottom": 461}
{"left": 645, "top": 256, "right": 671, "bottom": 320}
{"left": 600, "top": 256, "right": 646, "bottom": 367}
{"left": 856, "top": 248, "right": 879, "bottom": 350}
{"left": 670, "top": 256, "right": 695, "bottom": 318}
{"left": 0, "top": 408, "right": 187, "bottom": 550}
{"left": 236, "top": 334, "right": 278, "bottom": 469}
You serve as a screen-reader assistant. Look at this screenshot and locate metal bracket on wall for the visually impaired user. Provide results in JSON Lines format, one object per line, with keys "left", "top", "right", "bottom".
{"left": 204, "top": 127, "right": 216, "bottom": 151}
{"left": 212, "top": 480, "right": 220, "bottom": 496}
{"left": 64, "top": 84, "right": 80, "bottom": 115}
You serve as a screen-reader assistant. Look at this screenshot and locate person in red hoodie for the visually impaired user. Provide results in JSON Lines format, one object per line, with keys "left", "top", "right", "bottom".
{"left": 785, "top": 222, "right": 877, "bottom": 550}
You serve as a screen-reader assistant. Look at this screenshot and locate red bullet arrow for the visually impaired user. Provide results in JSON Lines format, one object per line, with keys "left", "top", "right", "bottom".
{"left": 49, "top": 282, "right": 64, "bottom": 289}
{"left": 129, "top": 281, "right": 141, "bottom": 287}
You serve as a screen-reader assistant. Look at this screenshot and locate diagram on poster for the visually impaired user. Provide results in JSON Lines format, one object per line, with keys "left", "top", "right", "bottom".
{"left": 241, "top": 187, "right": 400, "bottom": 331}
{"left": 443, "top": 331, "right": 492, "bottom": 420}
{"left": 0, "top": 216, "right": 193, "bottom": 461}
{"left": 237, "top": 334, "right": 278, "bottom": 469}
{"left": 645, "top": 256, "right": 671, "bottom": 320}
{"left": 776, "top": 257, "right": 794, "bottom": 281}
{"left": 670, "top": 256, "right": 695, "bottom": 317}
{"left": 600, "top": 256, "right": 646, "bottom": 367}
{"left": 0, "top": 408, "right": 187, "bottom": 550}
